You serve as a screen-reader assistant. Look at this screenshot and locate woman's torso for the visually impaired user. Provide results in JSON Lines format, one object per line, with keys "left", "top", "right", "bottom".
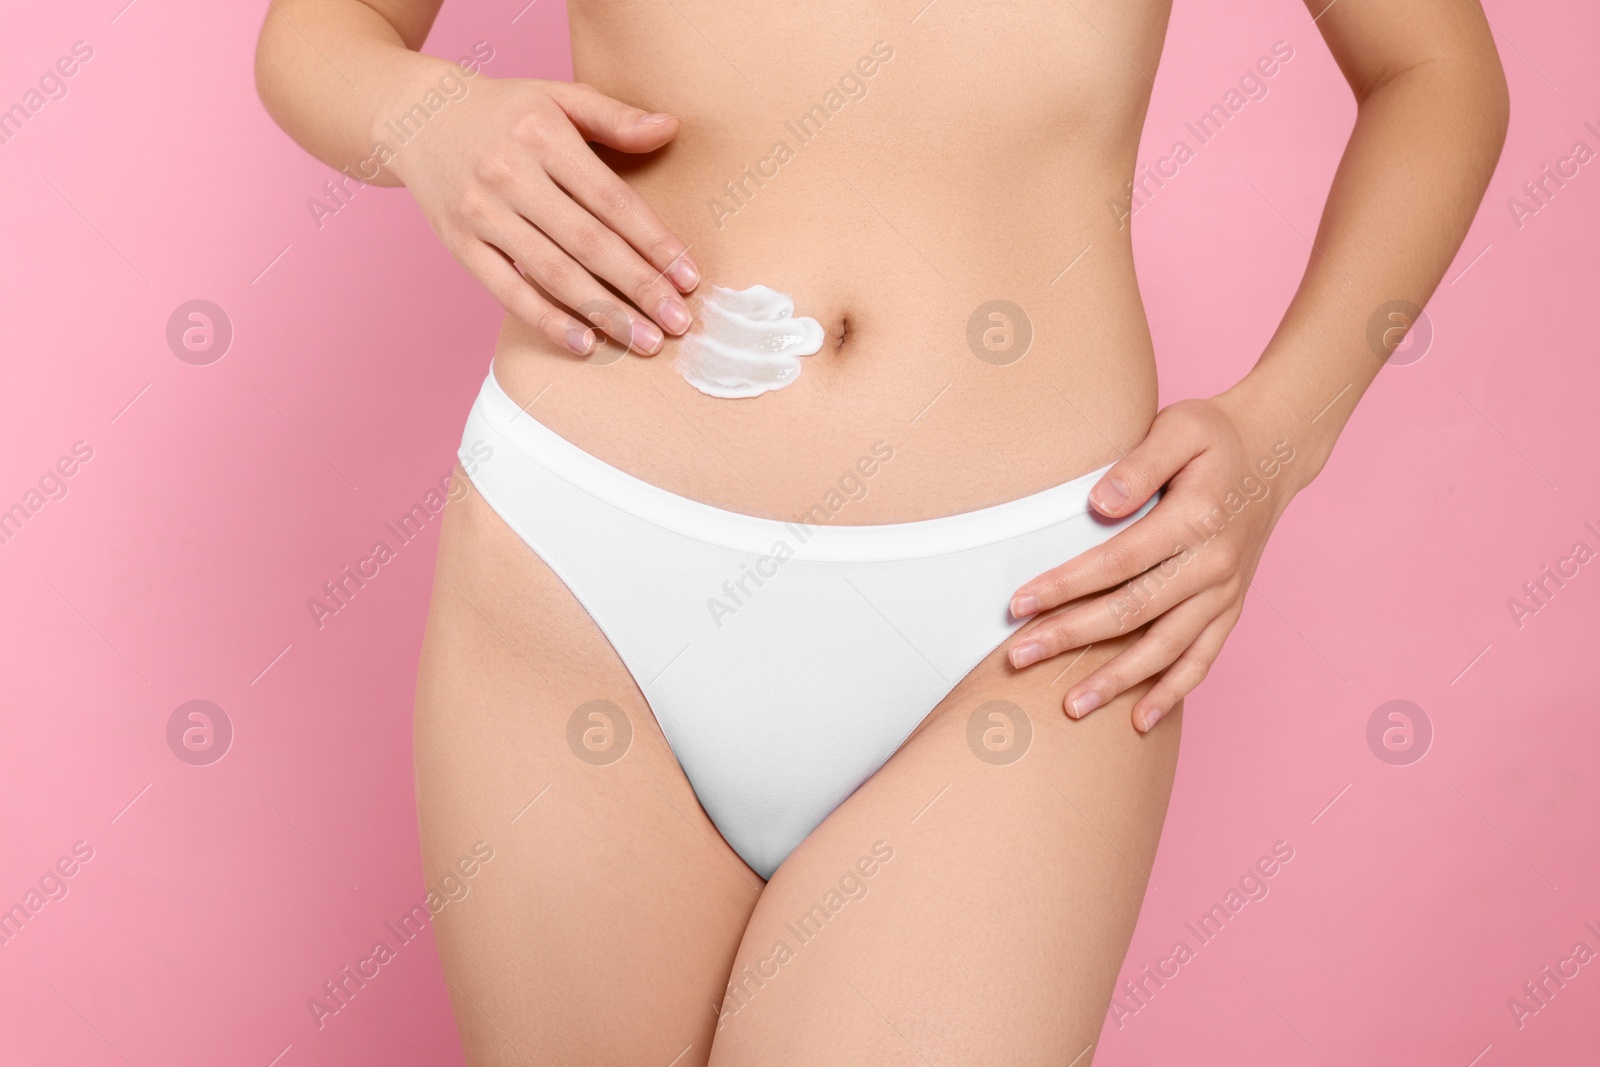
{"left": 492, "top": 0, "right": 1173, "bottom": 523}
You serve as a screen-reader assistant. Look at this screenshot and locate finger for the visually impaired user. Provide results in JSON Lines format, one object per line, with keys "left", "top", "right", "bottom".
{"left": 459, "top": 192, "right": 647, "bottom": 353}
{"left": 1062, "top": 595, "right": 1216, "bottom": 718}
{"left": 1010, "top": 558, "right": 1219, "bottom": 670}
{"left": 538, "top": 128, "right": 701, "bottom": 293}
{"left": 1010, "top": 496, "right": 1193, "bottom": 617}
{"left": 454, "top": 238, "right": 597, "bottom": 357}
{"left": 1087, "top": 405, "right": 1208, "bottom": 519}
{"left": 545, "top": 80, "right": 681, "bottom": 154}
{"left": 1132, "top": 606, "right": 1239, "bottom": 732}
{"left": 473, "top": 200, "right": 666, "bottom": 353}
{"left": 451, "top": 165, "right": 670, "bottom": 350}
{"left": 511, "top": 171, "right": 692, "bottom": 336}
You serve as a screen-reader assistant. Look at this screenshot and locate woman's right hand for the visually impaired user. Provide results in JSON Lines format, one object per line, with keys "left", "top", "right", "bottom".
{"left": 384, "top": 74, "right": 700, "bottom": 358}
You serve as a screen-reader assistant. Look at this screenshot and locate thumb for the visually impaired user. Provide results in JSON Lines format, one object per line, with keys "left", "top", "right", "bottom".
{"left": 546, "top": 81, "right": 680, "bottom": 153}
{"left": 1089, "top": 409, "right": 1201, "bottom": 517}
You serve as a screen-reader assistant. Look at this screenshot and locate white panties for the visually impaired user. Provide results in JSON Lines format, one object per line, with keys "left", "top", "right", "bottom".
{"left": 459, "top": 370, "right": 1154, "bottom": 878}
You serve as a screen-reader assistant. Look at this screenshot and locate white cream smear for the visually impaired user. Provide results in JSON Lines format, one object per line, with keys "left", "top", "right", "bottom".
{"left": 675, "top": 285, "right": 826, "bottom": 399}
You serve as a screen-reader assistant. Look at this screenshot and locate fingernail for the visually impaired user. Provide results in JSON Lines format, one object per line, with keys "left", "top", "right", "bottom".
{"left": 566, "top": 326, "right": 595, "bottom": 356}
{"left": 1142, "top": 706, "right": 1165, "bottom": 731}
{"left": 658, "top": 296, "right": 691, "bottom": 334}
{"left": 667, "top": 256, "right": 700, "bottom": 291}
{"left": 1068, "top": 690, "right": 1102, "bottom": 718}
{"left": 1091, "top": 477, "right": 1129, "bottom": 513}
{"left": 638, "top": 112, "right": 673, "bottom": 125}
{"left": 631, "top": 319, "right": 663, "bottom": 353}
{"left": 1010, "top": 641, "right": 1043, "bottom": 669}
{"left": 1010, "top": 595, "right": 1040, "bottom": 619}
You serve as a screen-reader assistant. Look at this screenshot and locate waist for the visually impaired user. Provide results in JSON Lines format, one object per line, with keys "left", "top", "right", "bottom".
{"left": 493, "top": 305, "right": 1154, "bottom": 526}
{"left": 463, "top": 369, "right": 1158, "bottom": 556}
{"left": 492, "top": 150, "right": 1156, "bottom": 525}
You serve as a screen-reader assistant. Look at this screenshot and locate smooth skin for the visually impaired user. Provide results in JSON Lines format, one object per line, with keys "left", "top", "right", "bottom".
{"left": 256, "top": 0, "right": 701, "bottom": 355}
{"left": 1008, "top": 1, "right": 1510, "bottom": 732}
{"left": 257, "top": 0, "right": 1506, "bottom": 1061}
{"left": 417, "top": 462, "right": 1178, "bottom": 1064}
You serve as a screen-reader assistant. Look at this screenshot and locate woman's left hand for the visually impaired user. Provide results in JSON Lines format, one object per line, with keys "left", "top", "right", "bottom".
{"left": 1005, "top": 394, "right": 1306, "bottom": 732}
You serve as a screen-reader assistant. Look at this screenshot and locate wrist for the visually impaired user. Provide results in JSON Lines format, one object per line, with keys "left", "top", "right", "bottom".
{"left": 355, "top": 54, "right": 473, "bottom": 186}
{"left": 1213, "top": 377, "right": 1330, "bottom": 499}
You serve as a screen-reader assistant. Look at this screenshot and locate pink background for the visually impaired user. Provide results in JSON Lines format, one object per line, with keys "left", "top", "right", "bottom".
{"left": 2, "top": 0, "right": 1595, "bottom": 1063}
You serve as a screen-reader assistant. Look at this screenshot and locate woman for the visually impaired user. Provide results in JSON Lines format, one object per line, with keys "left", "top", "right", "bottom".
{"left": 256, "top": 0, "right": 1507, "bottom": 1062}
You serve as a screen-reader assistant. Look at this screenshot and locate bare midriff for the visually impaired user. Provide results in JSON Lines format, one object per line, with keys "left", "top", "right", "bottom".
{"left": 491, "top": 0, "right": 1172, "bottom": 525}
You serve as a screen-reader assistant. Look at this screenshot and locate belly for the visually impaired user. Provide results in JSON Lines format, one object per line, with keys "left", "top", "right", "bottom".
{"left": 491, "top": 0, "right": 1171, "bottom": 524}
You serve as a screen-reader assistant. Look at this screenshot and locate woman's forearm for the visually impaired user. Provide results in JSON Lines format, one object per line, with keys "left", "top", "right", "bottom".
{"left": 256, "top": 0, "right": 699, "bottom": 352}
{"left": 1223, "top": 40, "right": 1510, "bottom": 487}
{"left": 255, "top": 0, "right": 451, "bottom": 188}
{"left": 1012, "top": 35, "right": 1508, "bottom": 722}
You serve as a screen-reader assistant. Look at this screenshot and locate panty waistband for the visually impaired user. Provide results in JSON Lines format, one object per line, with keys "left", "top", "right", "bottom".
{"left": 461, "top": 369, "right": 1130, "bottom": 564}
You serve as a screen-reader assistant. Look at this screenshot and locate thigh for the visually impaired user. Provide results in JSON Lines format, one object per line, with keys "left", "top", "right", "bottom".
{"left": 706, "top": 632, "right": 1182, "bottom": 1066}
{"left": 414, "top": 470, "right": 763, "bottom": 1067}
